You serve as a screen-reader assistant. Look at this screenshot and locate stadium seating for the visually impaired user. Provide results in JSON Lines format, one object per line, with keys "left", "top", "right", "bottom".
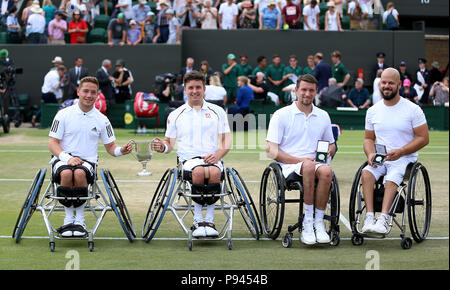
{"left": 94, "top": 14, "right": 110, "bottom": 30}
{"left": 88, "top": 27, "right": 107, "bottom": 43}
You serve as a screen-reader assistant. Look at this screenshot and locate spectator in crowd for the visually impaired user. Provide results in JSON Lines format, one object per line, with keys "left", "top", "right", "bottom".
{"left": 312, "top": 52, "right": 332, "bottom": 93}
{"left": 43, "top": 0, "right": 57, "bottom": 29}
{"left": 334, "top": 0, "right": 344, "bottom": 16}
{"left": 67, "top": 57, "right": 89, "bottom": 99}
{"left": 383, "top": 1, "right": 399, "bottom": 30}
{"left": 180, "top": 57, "right": 196, "bottom": 83}
{"left": 236, "top": 54, "right": 253, "bottom": 77}
{"left": 155, "top": 0, "right": 170, "bottom": 43}
{"left": 347, "top": 78, "right": 371, "bottom": 109}
{"left": 205, "top": 74, "right": 227, "bottom": 106}
{"left": 199, "top": 60, "right": 214, "bottom": 83}
{"left": 127, "top": 19, "right": 142, "bottom": 45}
{"left": 371, "top": 52, "right": 386, "bottom": 82}
{"left": 26, "top": 2, "right": 46, "bottom": 43}
{"left": 358, "top": 0, "right": 373, "bottom": 19}
{"left": 302, "top": 55, "right": 315, "bottom": 75}
{"left": 252, "top": 55, "right": 268, "bottom": 77}
{"left": 21, "top": 0, "right": 41, "bottom": 25}
{"left": 132, "top": 0, "right": 150, "bottom": 29}
{"left": 319, "top": 77, "right": 346, "bottom": 107}
{"left": 6, "top": 6, "right": 21, "bottom": 44}
{"left": 248, "top": 71, "right": 270, "bottom": 102}
{"left": 222, "top": 53, "right": 239, "bottom": 103}
{"left": 372, "top": 69, "right": 383, "bottom": 104}
{"left": 325, "top": 1, "right": 343, "bottom": 32}
{"left": 112, "top": 59, "right": 133, "bottom": 103}
{"left": 116, "top": 0, "right": 133, "bottom": 21}
{"left": 96, "top": 59, "right": 115, "bottom": 104}
{"left": 166, "top": 8, "right": 180, "bottom": 44}
{"left": 143, "top": 11, "right": 160, "bottom": 43}
{"left": 157, "top": 73, "right": 177, "bottom": 103}
{"left": 399, "top": 78, "right": 418, "bottom": 104}
{"left": 283, "top": 54, "right": 302, "bottom": 87}
{"left": 227, "top": 76, "right": 254, "bottom": 116}
{"left": 239, "top": 0, "right": 256, "bottom": 29}
{"left": 254, "top": 0, "right": 283, "bottom": 15}
{"left": 51, "top": 56, "right": 64, "bottom": 70}
{"left": 201, "top": 0, "right": 218, "bottom": 29}
{"left": 1, "top": 0, "right": 14, "bottom": 26}
{"left": 415, "top": 57, "right": 432, "bottom": 105}
{"left": 266, "top": 54, "right": 286, "bottom": 102}
{"left": 430, "top": 61, "right": 444, "bottom": 84}
{"left": 282, "top": 0, "right": 301, "bottom": 29}
{"left": 347, "top": 0, "right": 363, "bottom": 30}
{"left": 48, "top": 10, "right": 67, "bottom": 44}
{"left": 107, "top": 12, "right": 127, "bottom": 46}
{"left": 331, "top": 50, "right": 350, "bottom": 87}
{"left": 177, "top": 0, "right": 199, "bottom": 29}
{"left": 303, "top": 0, "right": 319, "bottom": 31}
{"left": 259, "top": 0, "right": 280, "bottom": 30}
{"left": 429, "top": 77, "right": 449, "bottom": 106}
{"left": 33, "top": 65, "right": 67, "bottom": 125}
{"left": 68, "top": 9, "right": 89, "bottom": 43}
{"left": 218, "top": 0, "right": 238, "bottom": 30}
{"left": 398, "top": 61, "right": 413, "bottom": 84}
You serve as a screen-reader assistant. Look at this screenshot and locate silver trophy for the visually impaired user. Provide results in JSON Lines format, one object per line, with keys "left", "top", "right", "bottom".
{"left": 130, "top": 140, "right": 153, "bottom": 176}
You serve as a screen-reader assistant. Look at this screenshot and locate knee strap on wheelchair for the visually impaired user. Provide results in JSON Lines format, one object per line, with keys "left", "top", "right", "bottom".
{"left": 57, "top": 186, "right": 74, "bottom": 207}
{"left": 72, "top": 187, "right": 88, "bottom": 208}
{"left": 191, "top": 183, "right": 220, "bottom": 206}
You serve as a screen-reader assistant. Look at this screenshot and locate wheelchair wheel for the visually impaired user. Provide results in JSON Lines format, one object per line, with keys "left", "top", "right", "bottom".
{"left": 12, "top": 168, "right": 47, "bottom": 243}
{"left": 259, "top": 163, "right": 285, "bottom": 240}
{"left": 349, "top": 162, "right": 368, "bottom": 236}
{"left": 142, "top": 168, "right": 178, "bottom": 242}
{"left": 226, "top": 168, "right": 261, "bottom": 240}
{"left": 324, "top": 172, "right": 340, "bottom": 245}
{"left": 100, "top": 168, "right": 136, "bottom": 242}
{"left": 407, "top": 162, "right": 432, "bottom": 243}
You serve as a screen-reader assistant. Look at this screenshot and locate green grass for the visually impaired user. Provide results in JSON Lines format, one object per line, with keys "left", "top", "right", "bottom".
{"left": 0, "top": 128, "right": 448, "bottom": 270}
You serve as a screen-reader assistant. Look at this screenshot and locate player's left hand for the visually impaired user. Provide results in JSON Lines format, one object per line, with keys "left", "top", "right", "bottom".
{"left": 120, "top": 142, "right": 133, "bottom": 155}
{"left": 385, "top": 148, "right": 403, "bottom": 162}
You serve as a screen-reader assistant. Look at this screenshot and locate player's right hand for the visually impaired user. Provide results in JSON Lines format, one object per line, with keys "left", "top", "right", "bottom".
{"left": 68, "top": 157, "right": 83, "bottom": 166}
{"left": 152, "top": 137, "right": 165, "bottom": 153}
{"left": 367, "top": 153, "right": 378, "bottom": 168}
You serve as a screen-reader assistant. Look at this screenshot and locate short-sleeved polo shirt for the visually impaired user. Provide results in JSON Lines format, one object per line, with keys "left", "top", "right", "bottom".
{"left": 165, "top": 101, "right": 230, "bottom": 162}
{"left": 266, "top": 102, "right": 335, "bottom": 165}
{"left": 332, "top": 62, "right": 349, "bottom": 83}
{"left": 222, "top": 63, "right": 239, "bottom": 88}
{"left": 49, "top": 104, "right": 116, "bottom": 164}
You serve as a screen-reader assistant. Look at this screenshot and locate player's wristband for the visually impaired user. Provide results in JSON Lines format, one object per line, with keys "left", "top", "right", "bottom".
{"left": 58, "top": 151, "right": 72, "bottom": 163}
{"left": 162, "top": 144, "right": 169, "bottom": 154}
{"left": 114, "top": 147, "right": 123, "bottom": 157}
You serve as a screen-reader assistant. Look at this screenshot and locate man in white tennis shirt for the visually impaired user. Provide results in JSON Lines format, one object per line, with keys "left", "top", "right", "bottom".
{"left": 266, "top": 74, "right": 336, "bottom": 245}
{"left": 152, "top": 71, "right": 231, "bottom": 238}
{"left": 48, "top": 76, "right": 132, "bottom": 238}
{"left": 361, "top": 68, "right": 429, "bottom": 234}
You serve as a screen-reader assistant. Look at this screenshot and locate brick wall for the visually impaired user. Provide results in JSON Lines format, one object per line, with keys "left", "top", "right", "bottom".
{"left": 425, "top": 35, "right": 449, "bottom": 76}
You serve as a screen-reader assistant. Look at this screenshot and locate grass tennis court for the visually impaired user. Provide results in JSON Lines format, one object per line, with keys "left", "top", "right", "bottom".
{"left": 0, "top": 127, "right": 448, "bottom": 270}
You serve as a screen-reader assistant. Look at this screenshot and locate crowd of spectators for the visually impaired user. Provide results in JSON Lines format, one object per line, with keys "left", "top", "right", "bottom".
{"left": 1, "top": 0, "right": 402, "bottom": 45}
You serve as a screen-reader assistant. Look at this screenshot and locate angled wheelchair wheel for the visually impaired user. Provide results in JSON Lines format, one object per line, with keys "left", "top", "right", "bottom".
{"left": 325, "top": 172, "right": 340, "bottom": 246}
{"left": 259, "top": 163, "right": 285, "bottom": 240}
{"left": 226, "top": 168, "right": 261, "bottom": 240}
{"left": 142, "top": 168, "right": 177, "bottom": 242}
{"left": 100, "top": 168, "right": 136, "bottom": 242}
{"left": 349, "top": 162, "right": 368, "bottom": 237}
{"left": 13, "top": 168, "right": 47, "bottom": 243}
{"left": 407, "top": 162, "right": 432, "bottom": 243}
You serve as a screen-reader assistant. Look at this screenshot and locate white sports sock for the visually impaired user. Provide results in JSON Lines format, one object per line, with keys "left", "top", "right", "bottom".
{"left": 315, "top": 208, "right": 325, "bottom": 222}
{"left": 304, "top": 203, "right": 314, "bottom": 221}
{"left": 193, "top": 202, "right": 204, "bottom": 223}
{"left": 74, "top": 202, "right": 86, "bottom": 224}
{"left": 204, "top": 204, "right": 215, "bottom": 223}
{"left": 366, "top": 212, "right": 375, "bottom": 217}
{"left": 64, "top": 206, "right": 75, "bottom": 225}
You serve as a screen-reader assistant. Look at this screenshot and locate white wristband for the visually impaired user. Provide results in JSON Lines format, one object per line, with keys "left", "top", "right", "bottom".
{"left": 58, "top": 151, "right": 72, "bottom": 163}
{"left": 163, "top": 144, "right": 169, "bottom": 154}
{"left": 114, "top": 147, "right": 123, "bottom": 157}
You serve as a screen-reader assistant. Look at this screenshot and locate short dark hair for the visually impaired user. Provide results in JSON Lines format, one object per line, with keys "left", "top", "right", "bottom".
{"left": 296, "top": 74, "right": 318, "bottom": 89}
{"left": 256, "top": 56, "right": 266, "bottom": 63}
{"left": 79, "top": 76, "right": 99, "bottom": 90}
{"left": 183, "top": 70, "right": 206, "bottom": 86}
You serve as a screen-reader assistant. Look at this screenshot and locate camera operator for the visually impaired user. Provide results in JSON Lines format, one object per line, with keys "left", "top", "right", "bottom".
{"left": 0, "top": 48, "right": 22, "bottom": 128}
{"left": 156, "top": 73, "right": 177, "bottom": 103}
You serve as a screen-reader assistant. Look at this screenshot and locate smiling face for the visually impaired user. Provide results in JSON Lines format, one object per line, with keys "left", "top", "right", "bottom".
{"left": 296, "top": 80, "right": 317, "bottom": 107}
{"left": 77, "top": 81, "right": 99, "bottom": 111}
{"left": 379, "top": 68, "right": 401, "bottom": 101}
{"left": 184, "top": 79, "right": 205, "bottom": 107}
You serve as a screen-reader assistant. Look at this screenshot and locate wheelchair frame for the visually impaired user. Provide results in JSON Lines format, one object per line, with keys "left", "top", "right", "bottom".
{"left": 349, "top": 161, "right": 432, "bottom": 249}
{"left": 12, "top": 168, "right": 136, "bottom": 252}
{"left": 259, "top": 162, "right": 341, "bottom": 248}
{"left": 142, "top": 162, "right": 260, "bottom": 251}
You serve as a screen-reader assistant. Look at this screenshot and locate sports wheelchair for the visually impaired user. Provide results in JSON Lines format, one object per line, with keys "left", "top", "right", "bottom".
{"left": 142, "top": 160, "right": 261, "bottom": 251}
{"left": 349, "top": 161, "right": 432, "bottom": 249}
{"left": 12, "top": 167, "right": 136, "bottom": 252}
{"left": 258, "top": 125, "right": 342, "bottom": 248}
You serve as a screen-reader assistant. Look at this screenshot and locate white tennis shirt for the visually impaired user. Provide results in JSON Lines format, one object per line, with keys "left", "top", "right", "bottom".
{"left": 365, "top": 96, "right": 427, "bottom": 160}
{"left": 49, "top": 104, "right": 116, "bottom": 164}
{"left": 165, "top": 101, "right": 230, "bottom": 162}
{"left": 266, "top": 102, "right": 335, "bottom": 165}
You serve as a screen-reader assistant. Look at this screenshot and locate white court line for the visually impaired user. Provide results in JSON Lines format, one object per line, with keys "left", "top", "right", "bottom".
{"left": 0, "top": 235, "right": 448, "bottom": 241}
